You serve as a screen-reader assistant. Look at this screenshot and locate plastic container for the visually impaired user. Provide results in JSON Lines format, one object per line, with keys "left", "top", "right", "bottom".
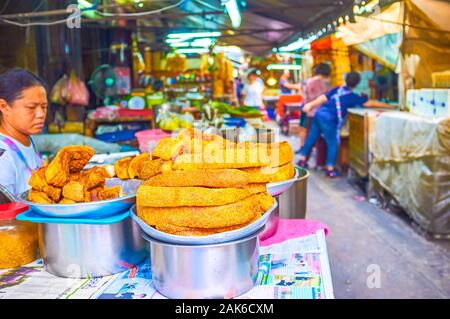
{"left": 135, "top": 129, "right": 172, "bottom": 153}
{"left": 0, "top": 202, "right": 37, "bottom": 269}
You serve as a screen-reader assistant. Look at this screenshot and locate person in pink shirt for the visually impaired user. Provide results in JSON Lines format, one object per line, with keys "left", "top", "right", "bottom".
{"left": 296, "top": 63, "right": 332, "bottom": 166}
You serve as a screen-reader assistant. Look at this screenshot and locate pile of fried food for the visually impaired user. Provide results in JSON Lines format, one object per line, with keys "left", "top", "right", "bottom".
{"left": 28, "top": 146, "right": 122, "bottom": 204}
{"left": 135, "top": 128, "right": 295, "bottom": 236}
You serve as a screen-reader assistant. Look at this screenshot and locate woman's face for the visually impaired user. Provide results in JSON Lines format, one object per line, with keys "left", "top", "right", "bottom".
{"left": 248, "top": 74, "right": 257, "bottom": 83}
{"left": 0, "top": 86, "right": 47, "bottom": 135}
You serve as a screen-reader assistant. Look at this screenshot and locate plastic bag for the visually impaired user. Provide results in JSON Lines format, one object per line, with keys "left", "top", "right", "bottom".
{"left": 50, "top": 75, "right": 69, "bottom": 105}
{"left": 67, "top": 70, "right": 90, "bottom": 106}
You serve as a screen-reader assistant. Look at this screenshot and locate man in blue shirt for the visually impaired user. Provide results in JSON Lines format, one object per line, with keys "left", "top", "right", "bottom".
{"left": 297, "top": 72, "right": 392, "bottom": 178}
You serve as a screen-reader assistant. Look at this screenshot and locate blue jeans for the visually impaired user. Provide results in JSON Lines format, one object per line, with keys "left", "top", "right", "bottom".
{"left": 300, "top": 116, "right": 339, "bottom": 167}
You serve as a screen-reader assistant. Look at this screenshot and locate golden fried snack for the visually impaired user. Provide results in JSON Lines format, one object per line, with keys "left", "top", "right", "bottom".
{"left": 161, "top": 160, "right": 173, "bottom": 172}
{"left": 28, "top": 167, "right": 48, "bottom": 190}
{"left": 253, "top": 191, "right": 275, "bottom": 211}
{"left": 114, "top": 157, "right": 132, "bottom": 179}
{"left": 137, "top": 185, "right": 252, "bottom": 207}
{"left": 28, "top": 189, "right": 54, "bottom": 204}
{"left": 29, "top": 167, "right": 61, "bottom": 202}
{"left": 62, "top": 181, "right": 85, "bottom": 202}
{"left": 152, "top": 137, "right": 184, "bottom": 161}
{"left": 138, "top": 158, "right": 163, "bottom": 180}
{"left": 69, "top": 172, "right": 82, "bottom": 182}
{"left": 246, "top": 183, "right": 267, "bottom": 195}
{"left": 98, "top": 186, "right": 123, "bottom": 201}
{"left": 268, "top": 141, "right": 294, "bottom": 167}
{"left": 137, "top": 194, "right": 262, "bottom": 229}
{"left": 143, "top": 169, "right": 250, "bottom": 188}
{"left": 45, "top": 145, "right": 94, "bottom": 187}
{"left": 79, "top": 167, "right": 106, "bottom": 190}
{"left": 102, "top": 165, "right": 116, "bottom": 178}
{"left": 173, "top": 147, "right": 271, "bottom": 170}
{"left": 155, "top": 222, "right": 251, "bottom": 236}
{"left": 241, "top": 161, "right": 295, "bottom": 183}
{"left": 154, "top": 213, "right": 262, "bottom": 236}
{"left": 59, "top": 198, "right": 76, "bottom": 204}
{"left": 128, "top": 153, "right": 150, "bottom": 179}
{"left": 270, "top": 162, "right": 295, "bottom": 182}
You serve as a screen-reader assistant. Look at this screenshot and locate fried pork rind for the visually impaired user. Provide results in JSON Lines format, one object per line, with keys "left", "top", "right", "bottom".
{"left": 137, "top": 193, "right": 263, "bottom": 229}
{"left": 79, "top": 167, "right": 106, "bottom": 190}
{"left": 138, "top": 158, "right": 163, "bottom": 180}
{"left": 246, "top": 183, "right": 268, "bottom": 195}
{"left": 268, "top": 141, "right": 294, "bottom": 167}
{"left": 155, "top": 221, "right": 253, "bottom": 236}
{"left": 153, "top": 213, "right": 262, "bottom": 236}
{"left": 253, "top": 191, "right": 275, "bottom": 211}
{"left": 143, "top": 169, "right": 250, "bottom": 188}
{"left": 241, "top": 161, "right": 295, "bottom": 183}
{"left": 152, "top": 137, "right": 184, "bottom": 161}
{"left": 114, "top": 157, "right": 132, "bottom": 179}
{"left": 29, "top": 167, "right": 61, "bottom": 202}
{"left": 28, "top": 189, "right": 54, "bottom": 204}
{"left": 62, "top": 181, "right": 85, "bottom": 202}
{"left": 173, "top": 146, "right": 271, "bottom": 170}
{"left": 128, "top": 153, "right": 150, "bottom": 179}
{"left": 137, "top": 185, "right": 252, "bottom": 207}
{"left": 98, "top": 186, "right": 123, "bottom": 201}
{"left": 45, "top": 145, "right": 94, "bottom": 187}
{"left": 102, "top": 165, "right": 116, "bottom": 178}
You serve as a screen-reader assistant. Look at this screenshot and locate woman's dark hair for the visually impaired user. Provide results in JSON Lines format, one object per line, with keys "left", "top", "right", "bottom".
{"left": 247, "top": 70, "right": 258, "bottom": 79}
{"left": 314, "top": 63, "right": 331, "bottom": 77}
{"left": 345, "top": 72, "right": 361, "bottom": 88}
{"left": 0, "top": 68, "right": 47, "bottom": 104}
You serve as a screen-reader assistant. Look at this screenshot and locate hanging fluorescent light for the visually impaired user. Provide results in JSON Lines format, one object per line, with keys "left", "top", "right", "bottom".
{"left": 191, "top": 38, "right": 213, "bottom": 47}
{"left": 167, "top": 32, "right": 222, "bottom": 39}
{"left": 266, "top": 64, "right": 302, "bottom": 71}
{"left": 278, "top": 34, "right": 317, "bottom": 52}
{"left": 222, "top": 0, "right": 242, "bottom": 29}
{"left": 176, "top": 48, "right": 210, "bottom": 54}
{"left": 169, "top": 42, "right": 191, "bottom": 47}
{"left": 165, "top": 38, "right": 189, "bottom": 44}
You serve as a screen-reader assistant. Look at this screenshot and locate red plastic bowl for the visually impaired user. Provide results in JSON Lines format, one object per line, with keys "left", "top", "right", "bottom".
{"left": 0, "top": 202, "right": 29, "bottom": 220}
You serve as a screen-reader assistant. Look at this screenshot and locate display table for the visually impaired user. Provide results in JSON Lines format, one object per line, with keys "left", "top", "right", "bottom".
{"left": 0, "top": 219, "right": 333, "bottom": 299}
{"left": 369, "top": 111, "right": 450, "bottom": 235}
{"left": 85, "top": 109, "right": 154, "bottom": 143}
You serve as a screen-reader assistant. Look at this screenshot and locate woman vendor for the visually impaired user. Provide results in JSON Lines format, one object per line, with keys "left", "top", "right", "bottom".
{"left": 0, "top": 68, "right": 47, "bottom": 197}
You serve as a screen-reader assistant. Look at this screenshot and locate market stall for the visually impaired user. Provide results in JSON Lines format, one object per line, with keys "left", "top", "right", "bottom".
{"left": 0, "top": 129, "right": 333, "bottom": 299}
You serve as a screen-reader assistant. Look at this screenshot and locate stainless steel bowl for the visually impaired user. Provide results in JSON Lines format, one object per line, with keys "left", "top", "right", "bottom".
{"left": 18, "top": 178, "right": 142, "bottom": 218}
{"left": 258, "top": 202, "right": 279, "bottom": 241}
{"left": 143, "top": 227, "right": 263, "bottom": 299}
{"left": 267, "top": 166, "right": 301, "bottom": 196}
{"left": 131, "top": 201, "right": 278, "bottom": 245}
{"left": 17, "top": 211, "right": 147, "bottom": 278}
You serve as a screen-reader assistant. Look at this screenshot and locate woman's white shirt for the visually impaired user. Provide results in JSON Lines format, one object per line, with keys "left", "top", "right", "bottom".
{"left": 0, "top": 134, "right": 42, "bottom": 197}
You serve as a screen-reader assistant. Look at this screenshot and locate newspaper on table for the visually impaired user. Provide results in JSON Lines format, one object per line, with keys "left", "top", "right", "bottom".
{"left": 0, "top": 229, "right": 333, "bottom": 299}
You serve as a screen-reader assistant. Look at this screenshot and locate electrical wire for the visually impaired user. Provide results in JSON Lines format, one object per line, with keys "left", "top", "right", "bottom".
{"left": 0, "top": 0, "right": 11, "bottom": 15}
{"left": 0, "top": 12, "right": 83, "bottom": 27}
{"left": 0, "top": 0, "right": 184, "bottom": 27}
{"left": 95, "top": 0, "right": 185, "bottom": 17}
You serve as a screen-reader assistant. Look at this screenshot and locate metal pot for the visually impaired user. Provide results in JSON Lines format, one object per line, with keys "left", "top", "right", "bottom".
{"left": 17, "top": 210, "right": 147, "bottom": 278}
{"left": 143, "top": 227, "right": 263, "bottom": 299}
{"left": 278, "top": 167, "right": 309, "bottom": 219}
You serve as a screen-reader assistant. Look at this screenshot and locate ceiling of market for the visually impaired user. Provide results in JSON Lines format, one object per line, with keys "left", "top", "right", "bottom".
{"left": 97, "top": 0, "right": 359, "bottom": 54}
{"left": 0, "top": 0, "right": 397, "bottom": 54}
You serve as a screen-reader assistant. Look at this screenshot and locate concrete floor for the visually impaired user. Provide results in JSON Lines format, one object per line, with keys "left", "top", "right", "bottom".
{"left": 285, "top": 134, "right": 450, "bottom": 299}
